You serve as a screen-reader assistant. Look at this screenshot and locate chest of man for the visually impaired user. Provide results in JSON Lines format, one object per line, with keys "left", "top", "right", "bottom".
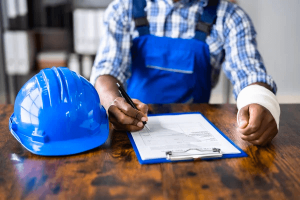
{"left": 132, "top": 0, "right": 209, "bottom": 39}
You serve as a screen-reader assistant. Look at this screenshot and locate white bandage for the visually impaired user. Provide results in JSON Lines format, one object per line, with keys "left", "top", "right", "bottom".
{"left": 237, "top": 85, "right": 280, "bottom": 130}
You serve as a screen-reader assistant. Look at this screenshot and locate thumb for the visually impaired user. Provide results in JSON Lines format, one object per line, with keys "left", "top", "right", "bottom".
{"left": 238, "top": 105, "right": 249, "bottom": 129}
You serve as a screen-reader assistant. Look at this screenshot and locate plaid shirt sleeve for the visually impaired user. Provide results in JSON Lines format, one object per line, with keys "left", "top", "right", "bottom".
{"left": 90, "top": 0, "right": 132, "bottom": 86}
{"left": 220, "top": 2, "right": 277, "bottom": 99}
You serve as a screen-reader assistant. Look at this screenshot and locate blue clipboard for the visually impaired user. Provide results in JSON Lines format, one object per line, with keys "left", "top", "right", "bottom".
{"left": 127, "top": 112, "right": 247, "bottom": 164}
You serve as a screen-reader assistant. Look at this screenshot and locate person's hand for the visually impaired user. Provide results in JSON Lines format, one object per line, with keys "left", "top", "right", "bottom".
{"left": 237, "top": 103, "right": 278, "bottom": 146}
{"left": 107, "top": 97, "right": 148, "bottom": 132}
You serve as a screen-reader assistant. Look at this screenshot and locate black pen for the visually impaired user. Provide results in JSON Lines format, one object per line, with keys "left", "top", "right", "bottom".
{"left": 116, "top": 83, "right": 150, "bottom": 131}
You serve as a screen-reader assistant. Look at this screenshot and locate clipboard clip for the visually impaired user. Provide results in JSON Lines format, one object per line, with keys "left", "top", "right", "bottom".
{"left": 166, "top": 148, "right": 222, "bottom": 161}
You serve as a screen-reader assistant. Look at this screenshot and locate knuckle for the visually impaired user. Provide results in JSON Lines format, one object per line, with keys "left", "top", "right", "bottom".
{"left": 239, "top": 112, "right": 246, "bottom": 118}
{"left": 240, "top": 135, "right": 249, "bottom": 141}
{"left": 251, "top": 135, "right": 260, "bottom": 141}
{"left": 245, "top": 135, "right": 254, "bottom": 141}
{"left": 114, "top": 97, "right": 121, "bottom": 102}
{"left": 130, "top": 126, "right": 143, "bottom": 132}
{"left": 241, "top": 105, "right": 249, "bottom": 111}
{"left": 115, "top": 97, "right": 125, "bottom": 106}
{"left": 255, "top": 103, "right": 264, "bottom": 110}
{"left": 112, "top": 101, "right": 120, "bottom": 108}
{"left": 142, "top": 105, "right": 148, "bottom": 112}
{"left": 237, "top": 128, "right": 248, "bottom": 135}
{"left": 130, "top": 118, "right": 136, "bottom": 124}
{"left": 133, "top": 119, "right": 139, "bottom": 126}
{"left": 253, "top": 139, "right": 263, "bottom": 146}
{"left": 108, "top": 105, "right": 116, "bottom": 112}
{"left": 135, "top": 112, "right": 142, "bottom": 119}
{"left": 249, "top": 123, "right": 259, "bottom": 131}
{"left": 238, "top": 129, "right": 246, "bottom": 135}
{"left": 118, "top": 115, "right": 126, "bottom": 124}
{"left": 117, "top": 97, "right": 125, "bottom": 101}
{"left": 123, "top": 106, "right": 130, "bottom": 113}
{"left": 132, "top": 99, "right": 140, "bottom": 104}
{"left": 242, "top": 133, "right": 257, "bottom": 141}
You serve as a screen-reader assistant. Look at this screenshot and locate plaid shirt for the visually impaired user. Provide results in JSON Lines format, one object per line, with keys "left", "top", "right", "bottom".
{"left": 90, "top": 0, "right": 277, "bottom": 99}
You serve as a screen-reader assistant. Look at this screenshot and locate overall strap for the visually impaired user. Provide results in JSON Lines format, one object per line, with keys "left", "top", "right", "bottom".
{"left": 132, "top": 0, "right": 150, "bottom": 36}
{"left": 194, "top": 0, "right": 220, "bottom": 41}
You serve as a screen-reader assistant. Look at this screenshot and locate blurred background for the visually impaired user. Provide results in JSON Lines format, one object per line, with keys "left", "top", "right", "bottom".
{"left": 0, "top": 0, "right": 299, "bottom": 104}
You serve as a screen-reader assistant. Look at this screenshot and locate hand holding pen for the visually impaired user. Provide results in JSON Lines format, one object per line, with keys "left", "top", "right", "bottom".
{"left": 106, "top": 82, "right": 149, "bottom": 132}
{"left": 116, "top": 83, "right": 150, "bottom": 131}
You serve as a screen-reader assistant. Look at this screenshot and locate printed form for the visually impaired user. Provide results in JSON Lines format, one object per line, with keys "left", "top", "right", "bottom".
{"left": 130, "top": 113, "right": 241, "bottom": 160}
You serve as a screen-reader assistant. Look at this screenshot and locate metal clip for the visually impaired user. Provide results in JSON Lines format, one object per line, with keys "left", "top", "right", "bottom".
{"left": 166, "top": 148, "right": 222, "bottom": 161}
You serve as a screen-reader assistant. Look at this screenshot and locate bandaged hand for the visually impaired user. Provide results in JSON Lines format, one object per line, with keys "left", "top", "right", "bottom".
{"left": 237, "top": 104, "right": 278, "bottom": 146}
{"left": 237, "top": 84, "right": 280, "bottom": 146}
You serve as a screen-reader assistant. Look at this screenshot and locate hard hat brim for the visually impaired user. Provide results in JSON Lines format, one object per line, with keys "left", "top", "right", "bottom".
{"left": 9, "top": 114, "right": 109, "bottom": 156}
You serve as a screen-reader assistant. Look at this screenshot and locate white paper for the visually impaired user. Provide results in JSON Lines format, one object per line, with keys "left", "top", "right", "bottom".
{"left": 131, "top": 113, "right": 241, "bottom": 160}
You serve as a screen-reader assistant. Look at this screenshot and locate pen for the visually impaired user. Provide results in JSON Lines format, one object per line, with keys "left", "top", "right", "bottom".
{"left": 116, "top": 83, "right": 150, "bottom": 131}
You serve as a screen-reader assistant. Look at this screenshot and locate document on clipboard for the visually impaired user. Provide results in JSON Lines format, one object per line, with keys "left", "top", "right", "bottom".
{"left": 127, "top": 112, "right": 247, "bottom": 164}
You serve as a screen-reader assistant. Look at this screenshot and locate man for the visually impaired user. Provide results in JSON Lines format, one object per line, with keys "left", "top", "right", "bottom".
{"left": 90, "top": 0, "right": 280, "bottom": 146}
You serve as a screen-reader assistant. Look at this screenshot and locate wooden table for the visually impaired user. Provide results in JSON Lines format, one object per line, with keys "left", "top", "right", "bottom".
{"left": 0, "top": 104, "right": 299, "bottom": 200}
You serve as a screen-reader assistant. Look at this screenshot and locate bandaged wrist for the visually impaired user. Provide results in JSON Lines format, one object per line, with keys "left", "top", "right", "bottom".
{"left": 237, "top": 85, "right": 280, "bottom": 130}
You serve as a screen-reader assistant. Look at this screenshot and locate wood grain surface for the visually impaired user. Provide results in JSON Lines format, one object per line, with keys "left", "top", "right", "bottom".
{"left": 0, "top": 104, "right": 299, "bottom": 200}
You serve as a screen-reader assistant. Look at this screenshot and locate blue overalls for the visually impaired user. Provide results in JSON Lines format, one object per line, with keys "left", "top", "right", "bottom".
{"left": 127, "top": 0, "right": 219, "bottom": 104}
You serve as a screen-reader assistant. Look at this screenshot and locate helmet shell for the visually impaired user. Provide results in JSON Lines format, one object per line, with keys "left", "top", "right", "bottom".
{"left": 9, "top": 67, "right": 109, "bottom": 156}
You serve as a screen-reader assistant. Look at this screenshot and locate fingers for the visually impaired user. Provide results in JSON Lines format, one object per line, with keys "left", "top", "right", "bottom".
{"left": 109, "top": 111, "right": 144, "bottom": 132}
{"left": 238, "top": 105, "right": 249, "bottom": 129}
{"left": 133, "top": 99, "right": 148, "bottom": 116}
{"left": 248, "top": 125, "right": 277, "bottom": 146}
{"left": 109, "top": 105, "right": 142, "bottom": 127}
{"left": 113, "top": 97, "right": 148, "bottom": 122}
{"left": 261, "top": 129, "right": 278, "bottom": 146}
{"left": 240, "top": 116, "right": 272, "bottom": 141}
{"left": 238, "top": 104, "right": 264, "bottom": 135}
{"left": 237, "top": 104, "right": 278, "bottom": 146}
{"left": 108, "top": 97, "right": 148, "bottom": 132}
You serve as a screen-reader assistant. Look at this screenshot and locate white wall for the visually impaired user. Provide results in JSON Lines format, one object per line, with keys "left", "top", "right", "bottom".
{"left": 237, "top": 0, "right": 300, "bottom": 103}
{"left": 210, "top": 0, "right": 300, "bottom": 104}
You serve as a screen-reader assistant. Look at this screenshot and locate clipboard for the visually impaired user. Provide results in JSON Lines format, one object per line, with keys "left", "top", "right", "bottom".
{"left": 127, "top": 112, "right": 247, "bottom": 164}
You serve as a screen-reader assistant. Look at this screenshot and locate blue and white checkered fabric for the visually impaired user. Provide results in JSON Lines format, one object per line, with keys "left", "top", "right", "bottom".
{"left": 90, "top": 0, "right": 277, "bottom": 99}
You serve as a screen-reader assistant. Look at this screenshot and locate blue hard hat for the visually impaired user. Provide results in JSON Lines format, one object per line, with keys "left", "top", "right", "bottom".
{"left": 9, "top": 67, "right": 109, "bottom": 156}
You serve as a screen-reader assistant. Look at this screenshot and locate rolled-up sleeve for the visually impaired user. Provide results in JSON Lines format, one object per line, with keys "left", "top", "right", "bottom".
{"left": 221, "top": 3, "right": 277, "bottom": 99}
{"left": 90, "top": 0, "right": 132, "bottom": 86}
